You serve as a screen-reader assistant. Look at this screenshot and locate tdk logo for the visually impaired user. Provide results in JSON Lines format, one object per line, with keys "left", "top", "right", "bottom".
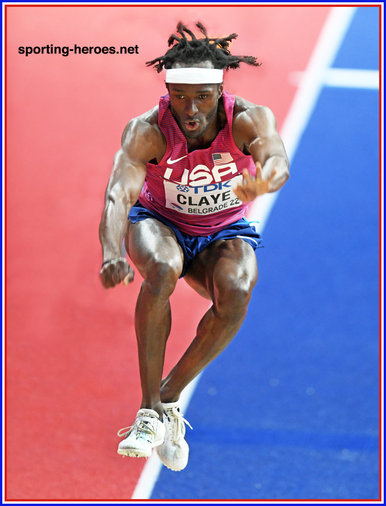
{"left": 191, "top": 180, "right": 234, "bottom": 193}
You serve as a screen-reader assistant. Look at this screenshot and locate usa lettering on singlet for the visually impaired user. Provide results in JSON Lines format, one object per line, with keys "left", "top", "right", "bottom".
{"left": 138, "top": 91, "right": 257, "bottom": 235}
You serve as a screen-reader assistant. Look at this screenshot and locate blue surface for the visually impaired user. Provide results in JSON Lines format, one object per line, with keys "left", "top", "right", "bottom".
{"left": 332, "top": 6, "right": 379, "bottom": 70}
{"left": 151, "top": 7, "right": 380, "bottom": 500}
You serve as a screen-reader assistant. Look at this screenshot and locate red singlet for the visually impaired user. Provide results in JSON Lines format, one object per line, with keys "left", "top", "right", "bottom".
{"left": 139, "top": 91, "right": 256, "bottom": 235}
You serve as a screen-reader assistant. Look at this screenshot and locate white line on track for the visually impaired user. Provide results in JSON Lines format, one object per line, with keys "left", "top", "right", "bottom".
{"left": 322, "top": 68, "right": 379, "bottom": 89}
{"left": 132, "top": 6, "right": 357, "bottom": 499}
{"left": 290, "top": 68, "right": 379, "bottom": 89}
{"left": 249, "top": 6, "right": 357, "bottom": 233}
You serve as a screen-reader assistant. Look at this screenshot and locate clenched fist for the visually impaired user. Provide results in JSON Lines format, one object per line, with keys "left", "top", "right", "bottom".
{"left": 99, "top": 257, "right": 134, "bottom": 288}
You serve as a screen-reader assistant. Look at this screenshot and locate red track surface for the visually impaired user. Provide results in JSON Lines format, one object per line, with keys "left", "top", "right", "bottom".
{"left": 5, "top": 5, "right": 329, "bottom": 500}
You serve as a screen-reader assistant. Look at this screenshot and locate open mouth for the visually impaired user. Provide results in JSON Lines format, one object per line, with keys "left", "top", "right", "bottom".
{"left": 184, "top": 120, "right": 200, "bottom": 131}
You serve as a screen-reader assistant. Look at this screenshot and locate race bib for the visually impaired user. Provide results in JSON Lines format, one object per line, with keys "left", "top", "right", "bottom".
{"left": 164, "top": 174, "right": 243, "bottom": 215}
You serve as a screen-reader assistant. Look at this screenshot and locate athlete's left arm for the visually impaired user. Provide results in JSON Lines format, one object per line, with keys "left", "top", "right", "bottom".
{"left": 233, "top": 105, "right": 289, "bottom": 202}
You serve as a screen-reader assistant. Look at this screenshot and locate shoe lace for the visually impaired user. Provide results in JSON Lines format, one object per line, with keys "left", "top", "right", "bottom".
{"left": 166, "top": 406, "right": 193, "bottom": 442}
{"left": 117, "top": 418, "right": 156, "bottom": 439}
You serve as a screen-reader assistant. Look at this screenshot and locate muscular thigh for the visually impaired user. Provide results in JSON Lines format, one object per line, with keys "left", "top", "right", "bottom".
{"left": 184, "top": 239, "right": 258, "bottom": 301}
{"left": 125, "top": 218, "right": 184, "bottom": 279}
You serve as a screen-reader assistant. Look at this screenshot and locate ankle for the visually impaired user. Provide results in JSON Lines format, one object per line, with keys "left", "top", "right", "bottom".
{"left": 160, "top": 377, "right": 181, "bottom": 404}
{"left": 140, "top": 401, "right": 164, "bottom": 421}
{"left": 160, "top": 388, "right": 180, "bottom": 404}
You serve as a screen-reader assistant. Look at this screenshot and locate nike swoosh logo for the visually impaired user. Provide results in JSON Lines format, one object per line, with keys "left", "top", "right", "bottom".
{"left": 166, "top": 155, "right": 188, "bottom": 164}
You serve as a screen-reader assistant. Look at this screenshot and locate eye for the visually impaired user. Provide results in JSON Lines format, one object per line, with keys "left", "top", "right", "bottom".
{"left": 177, "top": 95, "right": 185, "bottom": 100}
{"left": 199, "top": 94, "right": 208, "bottom": 100}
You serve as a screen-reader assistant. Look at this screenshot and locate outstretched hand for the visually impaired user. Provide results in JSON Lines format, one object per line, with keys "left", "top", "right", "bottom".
{"left": 233, "top": 163, "right": 277, "bottom": 203}
{"left": 99, "top": 257, "right": 135, "bottom": 289}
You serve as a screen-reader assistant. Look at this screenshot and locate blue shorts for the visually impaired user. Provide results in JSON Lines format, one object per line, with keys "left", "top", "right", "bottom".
{"left": 129, "top": 203, "right": 262, "bottom": 277}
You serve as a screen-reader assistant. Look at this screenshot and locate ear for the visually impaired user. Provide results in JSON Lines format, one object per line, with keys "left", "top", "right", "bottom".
{"left": 218, "top": 84, "right": 224, "bottom": 98}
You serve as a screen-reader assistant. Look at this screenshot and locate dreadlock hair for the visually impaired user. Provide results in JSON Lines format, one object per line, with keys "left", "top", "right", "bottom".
{"left": 146, "top": 22, "right": 261, "bottom": 72}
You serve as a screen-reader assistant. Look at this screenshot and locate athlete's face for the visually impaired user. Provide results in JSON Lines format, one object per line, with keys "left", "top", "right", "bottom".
{"left": 166, "top": 61, "right": 223, "bottom": 140}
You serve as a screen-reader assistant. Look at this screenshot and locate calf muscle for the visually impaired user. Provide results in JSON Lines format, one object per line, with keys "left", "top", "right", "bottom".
{"left": 161, "top": 239, "right": 257, "bottom": 402}
{"left": 125, "top": 219, "right": 184, "bottom": 417}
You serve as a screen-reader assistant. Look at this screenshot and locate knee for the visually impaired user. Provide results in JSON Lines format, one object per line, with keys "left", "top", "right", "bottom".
{"left": 215, "top": 272, "right": 257, "bottom": 318}
{"left": 143, "top": 257, "right": 182, "bottom": 297}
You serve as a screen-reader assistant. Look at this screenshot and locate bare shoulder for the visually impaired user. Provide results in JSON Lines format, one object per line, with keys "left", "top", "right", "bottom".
{"left": 121, "top": 106, "right": 165, "bottom": 162}
{"left": 232, "top": 96, "right": 278, "bottom": 148}
{"left": 233, "top": 96, "right": 276, "bottom": 130}
{"left": 121, "top": 106, "right": 162, "bottom": 144}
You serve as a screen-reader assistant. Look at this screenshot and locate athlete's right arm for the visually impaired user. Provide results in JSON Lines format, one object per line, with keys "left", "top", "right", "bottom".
{"left": 99, "top": 114, "right": 162, "bottom": 288}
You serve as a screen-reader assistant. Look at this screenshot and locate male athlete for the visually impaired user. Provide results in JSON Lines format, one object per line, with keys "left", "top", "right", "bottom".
{"left": 99, "top": 22, "right": 289, "bottom": 471}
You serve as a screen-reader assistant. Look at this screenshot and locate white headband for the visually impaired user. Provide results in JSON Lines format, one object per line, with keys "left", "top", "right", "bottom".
{"left": 165, "top": 68, "right": 223, "bottom": 84}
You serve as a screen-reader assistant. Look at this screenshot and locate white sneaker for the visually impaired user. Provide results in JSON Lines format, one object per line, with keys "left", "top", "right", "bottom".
{"left": 156, "top": 402, "right": 193, "bottom": 471}
{"left": 117, "top": 408, "right": 165, "bottom": 458}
